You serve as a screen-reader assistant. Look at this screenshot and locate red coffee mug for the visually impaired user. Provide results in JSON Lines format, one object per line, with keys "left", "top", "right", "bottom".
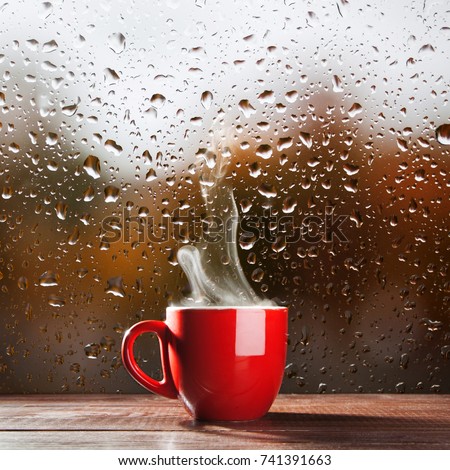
{"left": 121, "top": 306, "right": 288, "bottom": 421}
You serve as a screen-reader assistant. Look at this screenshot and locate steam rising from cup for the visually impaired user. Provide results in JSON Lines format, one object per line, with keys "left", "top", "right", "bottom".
{"left": 176, "top": 131, "right": 274, "bottom": 307}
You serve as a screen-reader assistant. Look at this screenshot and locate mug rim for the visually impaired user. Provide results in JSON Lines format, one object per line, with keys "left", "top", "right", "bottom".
{"left": 166, "top": 305, "right": 288, "bottom": 311}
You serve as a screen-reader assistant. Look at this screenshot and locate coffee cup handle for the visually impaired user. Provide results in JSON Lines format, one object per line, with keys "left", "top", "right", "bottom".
{"left": 121, "top": 320, "right": 178, "bottom": 399}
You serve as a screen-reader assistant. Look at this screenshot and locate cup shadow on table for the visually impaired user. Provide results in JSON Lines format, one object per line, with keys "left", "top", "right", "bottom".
{"left": 179, "top": 411, "right": 450, "bottom": 448}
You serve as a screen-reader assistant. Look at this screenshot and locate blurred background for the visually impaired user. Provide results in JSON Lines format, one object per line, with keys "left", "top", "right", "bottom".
{"left": 0, "top": 0, "right": 448, "bottom": 394}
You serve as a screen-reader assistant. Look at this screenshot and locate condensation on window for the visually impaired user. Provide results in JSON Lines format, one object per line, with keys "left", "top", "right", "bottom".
{"left": 0, "top": 0, "right": 448, "bottom": 393}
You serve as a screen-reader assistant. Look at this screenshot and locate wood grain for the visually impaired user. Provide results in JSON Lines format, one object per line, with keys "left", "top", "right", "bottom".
{"left": 0, "top": 394, "right": 448, "bottom": 449}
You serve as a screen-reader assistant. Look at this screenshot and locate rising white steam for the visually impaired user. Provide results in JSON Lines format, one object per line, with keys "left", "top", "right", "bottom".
{"left": 176, "top": 131, "right": 273, "bottom": 306}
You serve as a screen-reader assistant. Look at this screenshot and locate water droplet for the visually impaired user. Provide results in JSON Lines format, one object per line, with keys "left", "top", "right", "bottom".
{"left": 350, "top": 210, "right": 363, "bottom": 228}
{"left": 144, "top": 106, "right": 158, "bottom": 119}
{"left": 55, "top": 202, "right": 68, "bottom": 220}
{"left": 420, "top": 318, "right": 443, "bottom": 331}
{"left": 238, "top": 99, "right": 256, "bottom": 118}
{"left": 201, "top": 91, "right": 213, "bottom": 110}
{"left": 397, "top": 138, "right": 408, "bottom": 152}
{"left": 249, "top": 162, "right": 261, "bottom": 178}
{"left": 138, "top": 206, "right": 149, "bottom": 217}
{"left": 2, "top": 186, "right": 13, "bottom": 199}
{"left": 104, "top": 139, "right": 123, "bottom": 156}
{"left": 47, "top": 160, "right": 58, "bottom": 172}
{"left": 145, "top": 168, "right": 157, "bottom": 181}
{"left": 83, "top": 155, "right": 101, "bottom": 179}
{"left": 77, "top": 268, "right": 89, "bottom": 279}
{"left": 67, "top": 226, "right": 80, "bottom": 245}
{"left": 105, "top": 276, "right": 126, "bottom": 297}
{"left": 104, "top": 185, "right": 120, "bottom": 203}
{"left": 42, "top": 40, "right": 58, "bottom": 53}
{"left": 190, "top": 116, "right": 203, "bottom": 126}
{"left": 414, "top": 169, "right": 425, "bottom": 182}
{"left": 408, "top": 198, "right": 417, "bottom": 213}
{"left": 48, "top": 295, "right": 65, "bottom": 307}
{"left": 400, "top": 353, "right": 409, "bottom": 369}
{"left": 26, "top": 39, "right": 39, "bottom": 51}
{"left": 76, "top": 375, "right": 86, "bottom": 387}
{"left": 84, "top": 343, "right": 101, "bottom": 359}
{"left": 389, "top": 215, "right": 399, "bottom": 227}
{"left": 282, "top": 196, "right": 297, "bottom": 213}
{"left": 348, "top": 103, "right": 363, "bottom": 117}
{"left": 271, "top": 236, "right": 287, "bottom": 253}
{"left": 299, "top": 132, "right": 312, "bottom": 148}
{"left": 344, "top": 179, "right": 358, "bottom": 193}
{"left": 108, "top": 32, "right": 126, "bottom": 54}
{"left": 343, "top": 163, "right": 360, "bottom": 175}
{"left": 150, "top": 94, "right": 166, "bottom": 109}
{"left": 277, "top": 137, "right": 293, "bottom": 151}
{"left": 83, "top": 186, "right": 95, "bottom": 201}
{"left": 239, "top": 232, "right": 257, "bottom": 250}
{"left": 104, "top": 68, "right": 120, "bottom": 83}
{"left": 61, "top": 102, "right": 78, "bottom": 116}
{"left": 284, "top": 90, "right": 298, "bottom": 103}
{"left": 307, "top": 157, "right": 320, "bottom": 168}
{"left": 8, "top": 143, "right": 20, "bottom": 154}
{"left": 239, "top": 198, "right": 252, "bottom": 213}
{"left": 39, "top": 271, "right": 59, "bottom": 287}
{"left": 436, "top": 124, "right": 450, "bottom": 145}
{"left": 45, "top": 133, "right": 58, "bottom": 145}
{"left": 418, "top": 43, "right": 435, "bottom": 55}
{"left": 256, "top": 144, "right": 273, "bottom": 159}
{"left": 257, "top": 90, "right": 275, "bottom": 104}
{"left": 17, "top": 276, "right": 28, "bottom": 290}
{"left": 332, "top": 75, "right": 343, "bottom": 92}
{"left": 258, "top": 182, "right": 277, "bottom": 198}
{"left": 251, "top": 268, "right": 265, "bottom": 282}
{"left": 417, "top": 137, "right": 429, "bottom": 148}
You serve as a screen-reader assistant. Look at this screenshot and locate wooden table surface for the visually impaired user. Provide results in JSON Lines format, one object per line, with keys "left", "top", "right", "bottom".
{"left": 0, "top": 394, "right": 448, "bottom": 450}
